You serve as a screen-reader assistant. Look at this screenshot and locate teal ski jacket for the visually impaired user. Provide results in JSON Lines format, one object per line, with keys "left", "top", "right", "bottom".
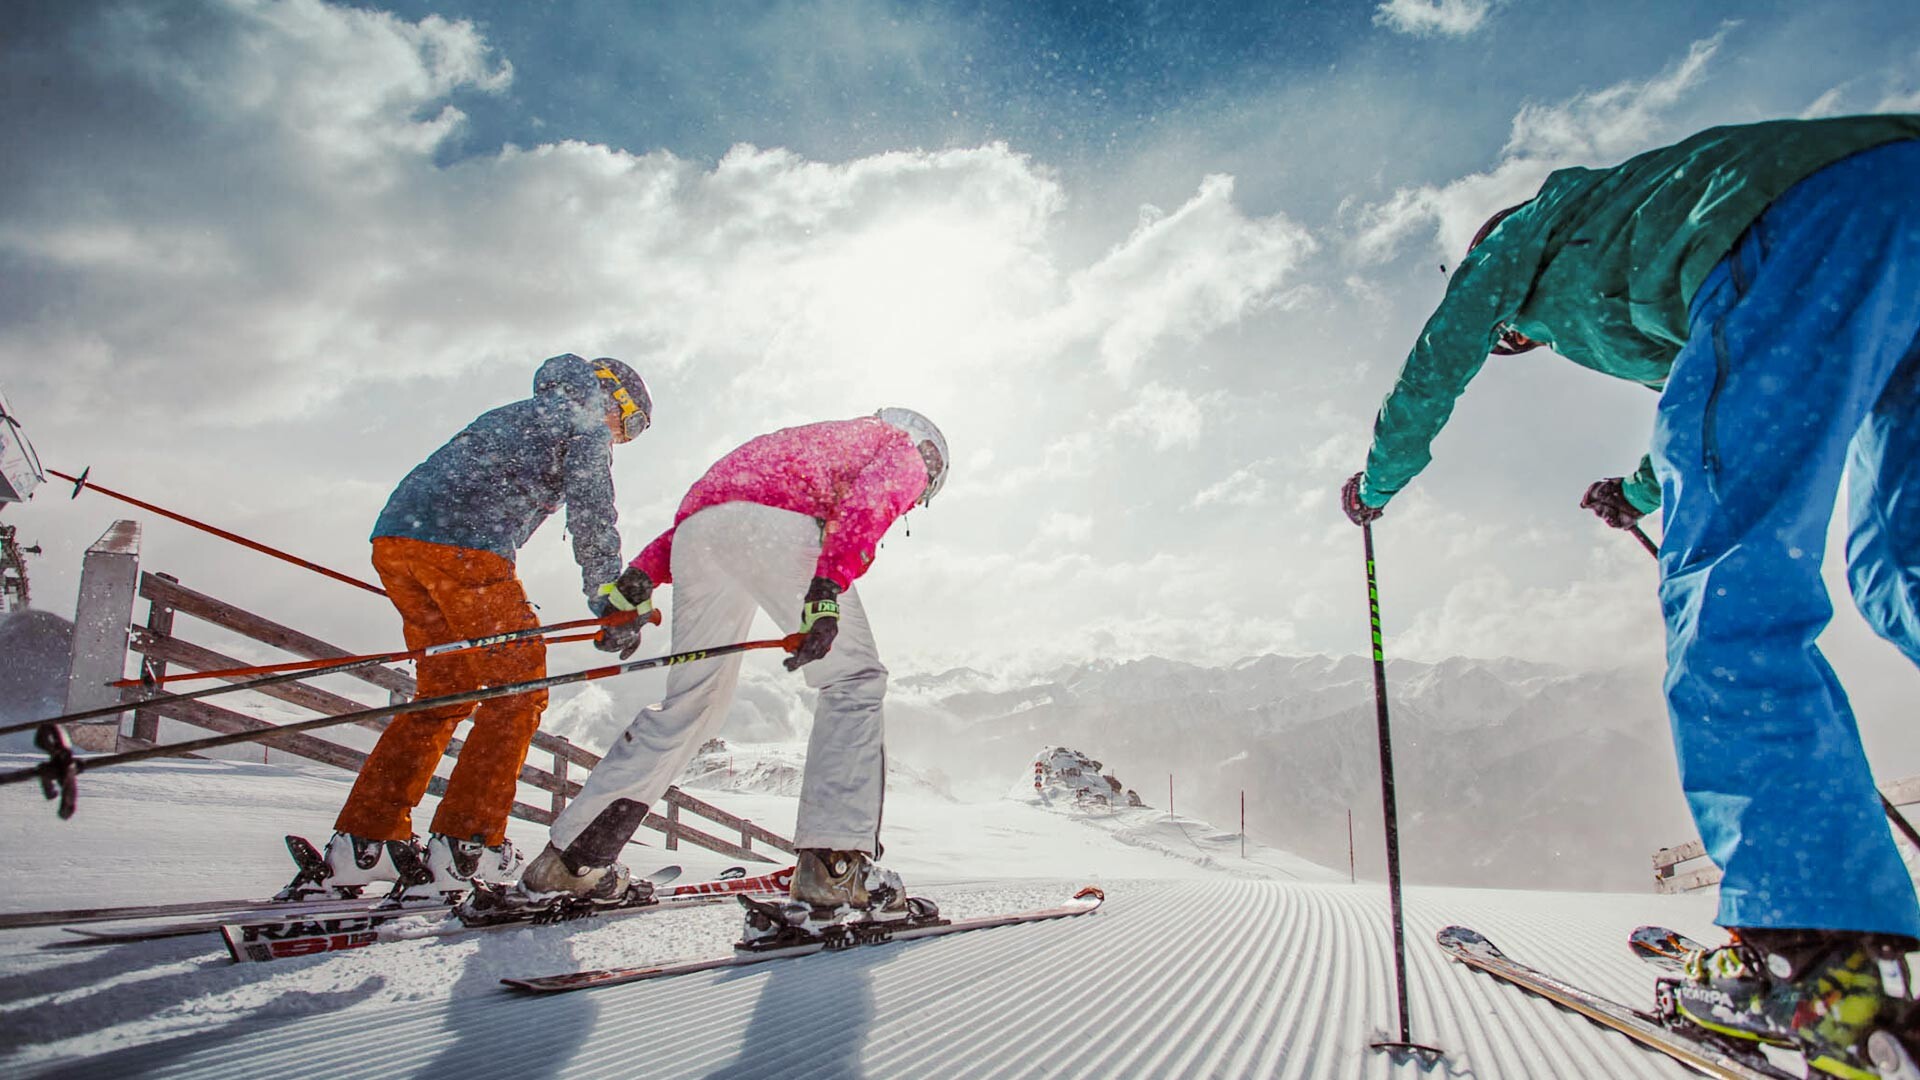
{"left": 1360, "top": 114, "right": 1920, "bottom": 513}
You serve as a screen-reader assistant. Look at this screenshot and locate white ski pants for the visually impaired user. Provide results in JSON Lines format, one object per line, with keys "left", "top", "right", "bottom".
{"left": 550, "top": 503, "right": 889, "bottom": 855}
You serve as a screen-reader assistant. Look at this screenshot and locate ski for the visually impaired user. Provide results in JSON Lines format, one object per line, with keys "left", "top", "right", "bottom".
{"left": 53, "top": 896, "right": 458, "bottom": 946}
{"left": 220, "top": 865, "right": 790, "bottom": 964}
{"left": 1436, "top": 925, "right": 1797, "bottom": 1080}
{"left": 1, "top": 892, "right": 387, "bottom": 933}
{"left": 50, "top": 862, "right": 697, "bottom": 946}
{"left": 1630, "top": 924, "right": 1709, "bottom": 972}
{"left": 500, "top": 885, "right": 1105, "bottom": 995}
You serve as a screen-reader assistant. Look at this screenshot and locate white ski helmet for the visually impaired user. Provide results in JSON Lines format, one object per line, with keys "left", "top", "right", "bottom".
{"left": 876, "top": 407, "right": 948, "bottom": 506}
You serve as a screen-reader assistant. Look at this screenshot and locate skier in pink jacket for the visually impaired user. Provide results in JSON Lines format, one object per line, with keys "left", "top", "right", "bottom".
{"left": 463, "top": 409, "right": 948, "bottom": 929}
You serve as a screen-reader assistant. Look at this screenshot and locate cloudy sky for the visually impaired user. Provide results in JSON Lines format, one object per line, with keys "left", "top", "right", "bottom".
{"left": 6, "top": 0, "right": 1920, "bottom": 759}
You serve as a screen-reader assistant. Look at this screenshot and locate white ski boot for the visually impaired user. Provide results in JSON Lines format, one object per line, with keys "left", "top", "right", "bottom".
{"left": 383, "top": 834, "right": 526, "bottom": 905}
{"left": 455, "top": 843, "right": 647, "bottom": 926}
{"left": 275, "top": 832, "right": 414, "bottom": 901}
{"left": 740, "top": 848, "right": 913, "bottom": 948}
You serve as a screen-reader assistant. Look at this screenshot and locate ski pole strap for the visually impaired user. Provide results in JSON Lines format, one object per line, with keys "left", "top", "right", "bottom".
{"left": 595, "top": 582, "right": 653, "bottom": 619}
{"left": 0, "top": 632, "right": 809, "bottom": 812}
{"left": 800, "top": 598, "right": 839, "bottom": 631}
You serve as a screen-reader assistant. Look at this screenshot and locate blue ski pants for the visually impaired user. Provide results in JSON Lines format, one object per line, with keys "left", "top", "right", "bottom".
{"left": 1653, "top": 138, "right": 1920, "bottom": 937}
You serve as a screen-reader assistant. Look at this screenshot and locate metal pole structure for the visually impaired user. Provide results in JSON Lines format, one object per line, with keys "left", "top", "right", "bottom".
{"left": 1348, "top": 809, "right": 1357, "bottom": 885}
{"left": 1241, "top": 791, "right": 1246, "bottom": 860}
{"left": 1362, "top": 522, "right": 1442, "bottom": 1059}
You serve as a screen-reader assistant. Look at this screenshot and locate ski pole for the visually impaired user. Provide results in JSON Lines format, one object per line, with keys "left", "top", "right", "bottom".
{"left": 2, "top": 631, "right": 807, "bottom": 818}
{"left": 1610, "top": 518, "right": 1920, "bottom": 852}
{"left": 48, "top": 467, "right": 387, "bottom": 597}
{"left": 112, "top": 611, "right": 647, "bottom": 686}
{"left": 0, "top": 611, "right": 656, "bottom": 739}
{"left": 1360, "top": 521, "right": 1443, "bottom": 1060}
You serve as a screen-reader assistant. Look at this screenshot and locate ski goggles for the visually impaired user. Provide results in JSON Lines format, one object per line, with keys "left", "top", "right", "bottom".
{"left": 594, "top": 366, "right": 651, "bottom": 439}
{"left": 917, "top": 440, "right": 946, "bottom": 506}
{"left": 1491, "top": 325, "right": 1544, "bottom": 356}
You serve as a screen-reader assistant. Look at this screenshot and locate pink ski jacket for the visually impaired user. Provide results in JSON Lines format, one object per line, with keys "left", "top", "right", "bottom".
{"left": 632, "top": 417, "right": 928, "bottom": 589}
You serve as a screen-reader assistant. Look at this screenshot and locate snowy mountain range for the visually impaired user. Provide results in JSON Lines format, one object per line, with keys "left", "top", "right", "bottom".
{"left": 883, "top": 653, "right": 1691, "bottom": 893}
{"left": 1, "top": 600, "right": 1691, "bottom": 893}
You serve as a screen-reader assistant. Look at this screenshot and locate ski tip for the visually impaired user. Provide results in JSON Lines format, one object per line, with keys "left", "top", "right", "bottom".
{"left": 645, "top": 865, "right": 684, "bottom": 886}
{"left": 1072, "top": 885, "right": 1105, "bottom": 903}
{"left": 1435, "top": 925, "right": 1500, "bottom": 956}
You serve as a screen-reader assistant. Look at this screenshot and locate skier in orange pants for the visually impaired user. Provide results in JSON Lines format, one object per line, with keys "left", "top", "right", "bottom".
{"left": 279, "top": 354, "right": 652, "bottom": 903}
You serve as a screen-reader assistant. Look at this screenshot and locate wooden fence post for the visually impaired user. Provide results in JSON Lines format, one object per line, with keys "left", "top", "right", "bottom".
{"left": 64, "top": 520, "right": 141, "bottom": 752}
{"left": 665, "top": 801, "right": 680, "bottom": 851}
{"left": 551, "top": 740, "right": 570, "bottom": 816}
{"left": 131, "top": 572, "right": 178, "bottom": 745}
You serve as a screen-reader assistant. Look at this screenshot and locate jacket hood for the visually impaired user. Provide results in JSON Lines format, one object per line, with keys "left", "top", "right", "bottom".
{"left": 533, "top": 353, "right": 602, "bottom": 405}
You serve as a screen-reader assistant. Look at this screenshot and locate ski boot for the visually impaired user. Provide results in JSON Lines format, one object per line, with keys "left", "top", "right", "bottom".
{"left": 455, "top": 843, "right": 650, "bottom": 927}
{"left": 380, "top": 834, "right": 526, "bottom": 906}
{"left": 738, "top": 848, "right": 930, "bottom": 950}
{"left": 275, "top": 832, "right": 418, "bottom": 901}
{"left": 1662, "top": 928, "right": 1918, "bottom": 1078}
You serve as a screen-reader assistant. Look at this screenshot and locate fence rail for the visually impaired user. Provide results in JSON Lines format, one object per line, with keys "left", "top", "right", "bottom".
{"left": 63, "top": 523, "right": 791, "bottom": 865}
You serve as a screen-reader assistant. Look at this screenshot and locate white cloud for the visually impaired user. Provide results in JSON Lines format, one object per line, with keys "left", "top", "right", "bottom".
{"left": 1, "top": 4, "right": 1307, "bottom": 440}
{"left": 1878, "top": 87, "right": 1920, "bottom": 111}
{"left": 1037, "top": 512, "right": 1094, "bottom": 546}
{"left": 1392, "top": 560, "right": 1666, "bottom": 670}
{"left": 1191, "top": 462, "right": 1273, "bottom": 508}
{"left": 1110, "top": 383, "right": 1208, "bottom": 451}
{"left": 1348, "top": 31, "right": 1726, "bottom": 263}
{"left": 979, "top": 431, "right": 1102, "bottom": 494}
{"left": 1799, "top": 87, "right": 1850, "bottom": 119}
{"left": 1373, "top": 0, "right": 1493, "bottom": 38}
{"left": 1043, "top": 175, "right": 1315, "bottom": 382}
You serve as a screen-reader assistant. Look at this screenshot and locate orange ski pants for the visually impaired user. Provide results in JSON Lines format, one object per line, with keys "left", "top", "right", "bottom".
{"left": 335, "top": 537, "right": 547, "bottom": 846}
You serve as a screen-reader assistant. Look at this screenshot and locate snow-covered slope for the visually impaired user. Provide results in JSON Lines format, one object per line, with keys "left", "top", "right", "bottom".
{"left": 0, "top": 753, "right": 1721, "bottom": 1078}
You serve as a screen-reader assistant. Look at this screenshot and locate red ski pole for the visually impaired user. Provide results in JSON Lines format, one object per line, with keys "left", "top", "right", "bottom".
{"left": 0, "top": 610, "right": 658, "bottom": 738}
{"left": 50, "top": 467, "right": 387, "bottom": 597}
{"left": 114, "top": 612, "right": 636, "bottom": 686}
{"left": 4, "top": 629, "right": 805, "bottom": 818}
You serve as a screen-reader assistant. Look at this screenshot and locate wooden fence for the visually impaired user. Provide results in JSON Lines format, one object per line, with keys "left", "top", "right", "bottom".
{"left": 1653, "top": 776, "right": 1920, "bottom": 893}
{"left": 65, "top": 520, "right": 792, "bottom": 864}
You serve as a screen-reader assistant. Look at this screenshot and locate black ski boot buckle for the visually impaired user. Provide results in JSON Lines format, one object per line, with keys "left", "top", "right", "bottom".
{"left": 33, "top": 724, "right": 78, "bottom": 820}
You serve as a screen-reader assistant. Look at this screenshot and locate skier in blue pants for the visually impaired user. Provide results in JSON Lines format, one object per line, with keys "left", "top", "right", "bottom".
{"left": 1656, "top": 141, "right": 1920, "bottom": 949}
{"left": 1343, "top": 116, "right": 1920, "bottom": 1076}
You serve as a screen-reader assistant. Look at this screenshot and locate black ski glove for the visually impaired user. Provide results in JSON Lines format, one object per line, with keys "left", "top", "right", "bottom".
{"left": 784, "top": 577, "right": 842, "bottom": 671}
{"left": 1341, "top": 471, "right": 1384, "bottom": 526}
{"left": 594, "top": 608, "right": 660, "bottom": 660}
{"left": 596, "top": 616, "right": 644, "bottom": 659}
{"left": 1580, "top": 477, "right": 1645, "bottom": 530}
{"left": 592, "top": 567, "right": 659, "bottom": 660}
